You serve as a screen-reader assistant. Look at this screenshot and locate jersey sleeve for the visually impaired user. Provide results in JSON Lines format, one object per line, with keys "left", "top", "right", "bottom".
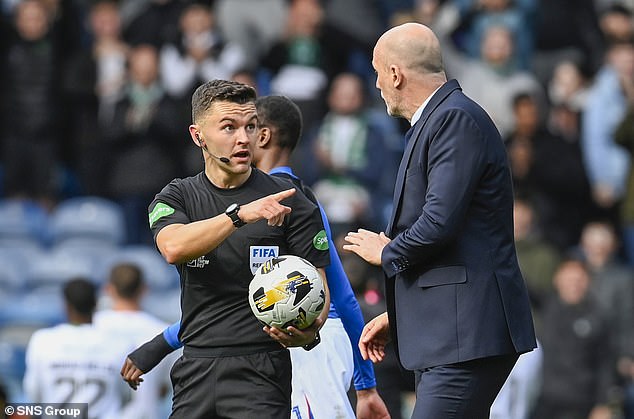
{"left": 128, "top": 332, "right": 177, "bottom": 374}
{"left": 23, "top": 331, "right": 43, "bottom": 402}
{"left": 318, "top": 204, "right": 377, "bottom": 390}
{"left": 284, "top": 191, "right": 330, "bottom": 269}
{"left": 148, "top": 179, "right": 191, "bottom": 239}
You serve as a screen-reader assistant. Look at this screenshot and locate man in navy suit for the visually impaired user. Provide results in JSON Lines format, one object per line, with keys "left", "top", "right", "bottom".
{"left": 343, "top": 22, "right": 537, "bottom": 418}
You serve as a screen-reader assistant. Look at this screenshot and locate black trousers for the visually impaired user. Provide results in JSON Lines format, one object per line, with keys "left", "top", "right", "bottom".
{"left": 412, "top": 353, "right": 519, "bottom": 419}
{"left": 169, "top": 348, "right": 292, "bottom": 419}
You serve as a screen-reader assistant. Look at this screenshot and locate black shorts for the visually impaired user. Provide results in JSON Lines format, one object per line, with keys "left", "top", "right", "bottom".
{"left": 169, "top": 348, "right": 292, "bottom": 419}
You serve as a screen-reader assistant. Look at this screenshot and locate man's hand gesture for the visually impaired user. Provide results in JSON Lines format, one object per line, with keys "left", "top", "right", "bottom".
{"left": 359, "top": 312, "right": 391, "bottom": 364}
{"left": 241, "top": 188, "right": 296, "bottom": 226}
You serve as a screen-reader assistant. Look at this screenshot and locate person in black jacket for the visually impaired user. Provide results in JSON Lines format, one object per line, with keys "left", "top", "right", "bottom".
{"left": 535, "top": 258, "right": 615, "bottom": 419}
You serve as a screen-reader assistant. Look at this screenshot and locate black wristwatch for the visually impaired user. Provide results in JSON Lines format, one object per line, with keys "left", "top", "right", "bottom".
{"left": 302, "top": 330, "right": 321, "bottom": 351}
{"left": 225, "top": 203, "right": 246, "bottom": 228}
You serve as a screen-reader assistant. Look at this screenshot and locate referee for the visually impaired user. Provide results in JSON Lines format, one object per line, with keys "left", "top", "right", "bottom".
{"left": 122, "top": 95, "right": 391, "bottom": 418}
{"left": 147, "top": 80, "right": 330, "bottom": 418}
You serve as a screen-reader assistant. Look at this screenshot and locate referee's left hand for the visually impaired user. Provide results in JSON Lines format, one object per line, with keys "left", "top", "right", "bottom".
{"left": 120, "top": 357, "right": 145, "bottom": 390}
{"left": 264, "top": 317, "right": 322, "bottom": 348}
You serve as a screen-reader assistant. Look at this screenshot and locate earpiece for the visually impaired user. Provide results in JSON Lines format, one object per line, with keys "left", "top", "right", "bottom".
{"left": 196, "top": 132, "right": 230, "bottom": 164}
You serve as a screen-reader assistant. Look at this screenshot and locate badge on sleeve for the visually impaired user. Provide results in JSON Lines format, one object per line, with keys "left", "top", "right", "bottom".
{"left": 149, "top": 203, "right": 175, "bottom": 227}
{"left": 312, "top": 230, "right": 329, "bottom": 250}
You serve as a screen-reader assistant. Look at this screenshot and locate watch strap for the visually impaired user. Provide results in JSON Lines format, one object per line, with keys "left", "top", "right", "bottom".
{"left": 226, "top": 204, "right": 246, "bottom": 228}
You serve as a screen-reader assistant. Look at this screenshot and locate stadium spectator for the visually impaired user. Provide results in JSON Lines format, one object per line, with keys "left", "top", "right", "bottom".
{"left": 213, "top": 0, "right": 288, "bottom": 70}
{"left": 121, "top": 0, "right": 187, "bottom": 49}
{"left": 230, "top": 68, "right": 260, "bottom": 94}
{"left": 505, "top": 89, "right": 597, "bottom": 251}
{"left": 159, "top": 3, "right": 247, "bottom": 104}
{"left": 451, "top": 0, "right": 536, "bottom": 70}
{"left": 534, "top": 259, "right": 615, "bottom": 419}
{"left": 504, "top": 93, "right": 541, "bottom": 199}
{"left": 436, "top": 6, "right": 544, "bottom": 138}
{"left": 81, "top": 0, "right": 128, "bottom": 108}
{"left": 0, "top": 0, "right": 66, "bottom": 205}
{"left": 513, "top": 196, "right": 561, "bottom": 315}
{"left": 63, "top": 0, "right": 130, "bottom": 196}
{"left": 532, "top": 100, "right": 598, "bottom": 251}
{"left": 310, "top": 72, "right": 394, "bottom": 236}
{"left": 94, "top": 262, "right": 178, "bottom": 419}
{"left": 581, "top": 39, "right": 634, "bottom": 232}
{"left": 101, "top": 43, "right": 183, "bottom": 244}
{"left": 531, "top": 0, "right": 604, "bottom": 85}
{"left": 259, "top": 0, "right": 369, "bottom": 134}
{"left": 614, "top": 56, "right": 634, "bottom": 267}
{"left": 599, "top": 3, "right": 634, "bottom": 47}
{"left": 571, "top": 221, "right": 634, "bottom": 408}
{"left": 38, "top": 0, "right": 86, "bottom": 60}
{"left": 323, "top": 0, "right": 383, "bottom": 58}
{"left": 132, "top": 80, "right": 331, "bottom": 417}
{"left": 547, "top": 59, "right": 590, "bottom": 111}
{"left": 23, "top": 278, "right": 134, "bottom": 418}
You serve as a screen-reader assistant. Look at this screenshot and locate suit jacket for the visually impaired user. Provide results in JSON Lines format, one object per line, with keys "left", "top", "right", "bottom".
{"left": 382, "top": 79, "right": 536, "bottom": 371}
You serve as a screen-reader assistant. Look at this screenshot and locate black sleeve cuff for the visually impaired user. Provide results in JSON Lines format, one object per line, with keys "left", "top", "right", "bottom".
{"left": 127, "top": 332, "right": 175, "bottom": 373}
{"left": 302, "top": 330, "right": 321, "bottom": 351}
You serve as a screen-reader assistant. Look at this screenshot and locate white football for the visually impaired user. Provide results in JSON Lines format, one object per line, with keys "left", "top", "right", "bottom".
{"left": 248, "top": 255, "right": 325, "bottom": 330}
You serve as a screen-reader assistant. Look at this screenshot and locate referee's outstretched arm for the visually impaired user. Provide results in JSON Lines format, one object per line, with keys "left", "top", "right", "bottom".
{"left": 156, "top": 188, "right": 296, "bottom": 264}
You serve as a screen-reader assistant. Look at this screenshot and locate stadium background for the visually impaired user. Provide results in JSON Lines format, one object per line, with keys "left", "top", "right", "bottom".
{"left": 1, "top": 0, "right": 634, "bottom": 418}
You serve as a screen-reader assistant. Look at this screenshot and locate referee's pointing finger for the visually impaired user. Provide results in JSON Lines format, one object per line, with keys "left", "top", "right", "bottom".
{"left": 272, "top": 188, "right": 296, "bottom": 201}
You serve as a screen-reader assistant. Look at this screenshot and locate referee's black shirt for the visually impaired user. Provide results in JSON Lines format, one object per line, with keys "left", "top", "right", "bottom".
{"left": 148, "top": 168, "right": 330, "bottom": 350}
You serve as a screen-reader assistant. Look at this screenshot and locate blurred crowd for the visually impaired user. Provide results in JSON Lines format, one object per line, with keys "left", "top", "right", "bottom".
{"left": 1, "top": 0, "right": 634, "bottom": 418}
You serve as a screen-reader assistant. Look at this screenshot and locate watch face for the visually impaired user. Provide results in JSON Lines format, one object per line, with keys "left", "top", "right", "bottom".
{"left": 226, "top": 203, "right": 238, "bottom": 213}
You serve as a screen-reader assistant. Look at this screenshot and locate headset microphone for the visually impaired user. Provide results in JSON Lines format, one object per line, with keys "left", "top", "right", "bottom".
{"left": 210, "top": 153, "right": 231, "bottom": 164}
{"left": 197, "top": 134, "right": 230, "bottom": 163}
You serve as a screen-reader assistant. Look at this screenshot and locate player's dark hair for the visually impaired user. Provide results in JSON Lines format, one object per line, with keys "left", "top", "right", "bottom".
{"left": 192, "top": 79, "right": 257, "bottom": 123}
{"left": 109, "top": 263, "right": 144, "bottom": 299}
{"left": 255, "top": 95, "right": 303, "bottom": 152}
{"left": 63, "top": 278, "right": 97, "bottom": 317}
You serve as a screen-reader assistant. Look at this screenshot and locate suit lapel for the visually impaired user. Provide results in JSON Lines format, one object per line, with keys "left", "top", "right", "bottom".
{"left": 386, "top": 80, "right": 462, "bottom": 236}
{"left": 386, "top": 124, "right": 420, "bottom": 235}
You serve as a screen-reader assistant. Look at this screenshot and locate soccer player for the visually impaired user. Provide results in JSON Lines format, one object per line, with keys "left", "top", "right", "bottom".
{"left": 138, "top": 80, "right": 331, "bottom": 418}
{"left": 94, "top": 263, "right": 179, "bottom": 419}
{"left": 121, "top": 96, "right": 391, "bottom": 418}
{"left": 490, "top": 342, "right": 543, "bottom": 419}
{"left": 23, "top": 278, "right": 133, "bottom": 419}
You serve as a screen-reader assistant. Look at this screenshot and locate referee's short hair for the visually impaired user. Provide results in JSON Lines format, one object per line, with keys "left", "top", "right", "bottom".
{"left": 255, "top": 96, "right": 303, "bottom": 152}
{"left": 192, "top": 79, "right": 257, "bottom": 123}
{"left": 63, "top": 278, "right": 97, "bottom": 317}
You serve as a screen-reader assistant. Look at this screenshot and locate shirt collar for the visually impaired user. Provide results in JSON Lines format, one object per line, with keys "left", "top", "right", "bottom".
{"left": 411, "top": 85, "right": 442, "bottom": 126}
{"left": 268, "top": 166, "right": 297, "bottom": 178}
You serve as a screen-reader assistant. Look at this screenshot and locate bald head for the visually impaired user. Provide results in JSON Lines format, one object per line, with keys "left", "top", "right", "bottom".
{"left": 375, "top": 23, "right": 445, "bottom": 75}
{"left": 372, "top": 23, "right": 446, "bottom": 120}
